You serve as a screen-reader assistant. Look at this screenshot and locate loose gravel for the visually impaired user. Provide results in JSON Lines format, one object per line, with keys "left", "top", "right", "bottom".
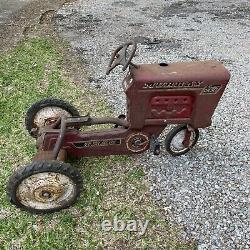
{"left": 55, "top": 0, "right": 250, "bottom": 249}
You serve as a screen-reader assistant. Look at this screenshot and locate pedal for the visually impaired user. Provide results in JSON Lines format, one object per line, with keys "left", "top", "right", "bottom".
{"left": 150, "top": 135, "right": 160, "bottom": 155}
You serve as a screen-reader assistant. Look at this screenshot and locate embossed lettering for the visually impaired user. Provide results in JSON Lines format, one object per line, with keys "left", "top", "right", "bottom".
{"left": 142, "top": 81, "right": 203, "bottom": 89}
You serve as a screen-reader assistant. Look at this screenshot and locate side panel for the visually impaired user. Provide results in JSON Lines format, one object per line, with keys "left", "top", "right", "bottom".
{"left": 41, "top": 125, "right": 167, "bottom": 158}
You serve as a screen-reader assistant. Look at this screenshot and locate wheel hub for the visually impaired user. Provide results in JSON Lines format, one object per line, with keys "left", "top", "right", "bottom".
{"left": 33, "top": 107, "right": 71, "bottom": 128}
{"left": 41, "top": 191, "right": 51, "bottom": 199}
{"left": 16, "top": 172, "right": 76, "bottom": 210}
{"left": 33, "top": 185, "right": 64, "bottom": 203}
{"left": 171, "top": 130, "right": 195, "bottom": 152}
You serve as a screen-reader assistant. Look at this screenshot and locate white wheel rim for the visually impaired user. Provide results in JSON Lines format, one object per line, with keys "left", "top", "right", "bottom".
{"left": 33, "top": 107, "right": 71, "bottom": 128}
{"left": 170, "top": 129, "right": 196, "bottom": 153}
{"left": 16, "top": 172, "right": 76, "bottom": 210}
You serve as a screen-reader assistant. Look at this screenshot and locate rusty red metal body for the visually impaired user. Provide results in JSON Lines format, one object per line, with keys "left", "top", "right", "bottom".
{"left": 127, "top": 61, "right": 229, "bottom": 129}
{"left": 35, "top": 55, "right": 230, "bottom": 160}
{"left": 7, "top": 42, "right": 232, "bottom": 214}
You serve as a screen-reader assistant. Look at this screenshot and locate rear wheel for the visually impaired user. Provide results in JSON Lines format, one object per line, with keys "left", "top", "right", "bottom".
{"left": 165, "top": 125, "right": 199, "bottom": 156}
{"left": 7, "top": 160, "right": 83, "bottom": 214}
{"left": 25, "top": 98, "right": 80, "bottom": 138}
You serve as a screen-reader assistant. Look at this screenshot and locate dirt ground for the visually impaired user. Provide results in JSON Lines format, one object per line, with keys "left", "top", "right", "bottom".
{"left": 0, "top": 0, "right": 74, "bottom": 53}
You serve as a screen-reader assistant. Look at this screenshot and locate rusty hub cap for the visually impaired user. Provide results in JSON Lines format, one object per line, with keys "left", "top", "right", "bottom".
{"left": 170, "top": 129, "right": 196, "bottom": 153}
{"left": 16, "top": 172, "right": 76, "bottom": 210}
{"left": 33, "top": 107, "right": 71, "bottom": 128}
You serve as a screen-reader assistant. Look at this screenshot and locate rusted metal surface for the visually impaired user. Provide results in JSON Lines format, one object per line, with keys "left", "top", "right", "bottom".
{"left": 16, "top": 172, "right": 76, "bottom": 210}
{"left": 150, "top": 95, "right": 193, "bottom": 118}
{"left": 52, "top": 116, "right": 66, "bottom": 160}
{"left": 33, "top": 149, "right": 67, "bottom": 161}
{"left": 31, "top": 106, "right": 72, "bottom": 137}
{"left": 128, "top": 61, "right": 230, "bottom": 129}
{"left": 34, "top": 106, "right": 71, "bottom": 128}
{"left": 66, "top": 116, "right": 129, "bottom": 128}
{"left": 31, "top": 42, "right": 230, "bottom": 159}
{"left": 106, "top": 41, "right": 137, "bottom": 75}
{"left": 126, "top": 133, "right": 149, "bottom": 153}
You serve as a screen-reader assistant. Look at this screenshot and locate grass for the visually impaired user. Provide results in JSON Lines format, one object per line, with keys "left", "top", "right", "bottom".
{"left": 0, "top": 37, "right": 196, "bottom": 249}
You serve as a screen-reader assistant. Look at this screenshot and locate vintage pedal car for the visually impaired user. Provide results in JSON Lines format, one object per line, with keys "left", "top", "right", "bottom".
{"left": 7, "top": 41, "right": 230, "bottom": 213}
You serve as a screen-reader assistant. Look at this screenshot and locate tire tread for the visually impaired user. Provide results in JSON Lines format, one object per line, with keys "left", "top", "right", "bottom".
{"left": 165, "top": 124, "right": 199, "bottom": 156}
{"left": 6, "top": 160, "right": 83, "bottom": 214}
{"left": 25, "top": 98, "right": 80, "bottom": 137}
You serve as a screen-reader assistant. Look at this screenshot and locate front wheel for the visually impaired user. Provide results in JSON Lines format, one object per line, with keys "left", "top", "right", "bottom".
{"left": 165, "top": 125, "right": 199, "bottom": 156}
{"left": 7, "top": 160, "right": 83, "bottom": 214}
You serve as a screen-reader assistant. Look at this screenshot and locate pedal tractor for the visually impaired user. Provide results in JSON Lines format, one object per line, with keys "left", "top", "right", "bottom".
{"left": 7, "top": 42, "right": 230, "bottom": 213}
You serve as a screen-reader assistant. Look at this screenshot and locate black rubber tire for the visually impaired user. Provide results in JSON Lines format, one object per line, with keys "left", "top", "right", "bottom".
{"left": 7, "top": 160, "right": 83, "bottom": 214}
{"left": 25, "top": 98, "right": 80, "bottom": 138}
{"left": 165, "top": 124, "right": 199, "bottom": 156}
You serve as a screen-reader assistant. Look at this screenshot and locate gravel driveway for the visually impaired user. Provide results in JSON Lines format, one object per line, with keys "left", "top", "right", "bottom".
{"left": 55, "top": 0, "right": 249, "bottom": 249}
